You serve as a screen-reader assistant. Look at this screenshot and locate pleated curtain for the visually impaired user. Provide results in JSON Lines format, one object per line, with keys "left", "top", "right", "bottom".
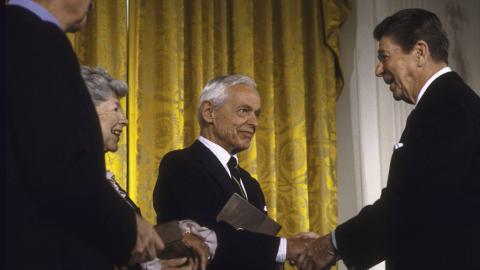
{"left": 70, "top": 2, "right": 350, "bottom": 266}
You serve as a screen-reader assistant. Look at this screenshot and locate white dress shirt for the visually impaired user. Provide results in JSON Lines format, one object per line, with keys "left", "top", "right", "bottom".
{"left": 197, "top": 136, "right": 287, "bottom": 263}
{"left": 416, "top": 66, "right": 451, "bottom": 105}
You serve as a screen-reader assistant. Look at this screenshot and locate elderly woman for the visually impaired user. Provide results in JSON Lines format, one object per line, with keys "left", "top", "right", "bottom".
{"left": 81, "top": 66, "right": 215, "bottom": 270}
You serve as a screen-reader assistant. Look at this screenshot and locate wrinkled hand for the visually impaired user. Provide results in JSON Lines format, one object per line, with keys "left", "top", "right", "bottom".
{"left": 182, "top": 233, "right": 210, "bottom": 270}
{"left": 161, "top": 257, "right": 194, "bottom": 270}
{"left": 286, "top": 237, "right": 315, "bottom": 264}
{"left": 286, "top": 232, "right": 321, "bottom": 267}
{"left": 129, "top": 215, "right": 165, "bottom": 265}
{"left": 291, "top": 232, "right": 321, "bottom": 240}
{"left": 160, "top": 233, "right": 210, "bottom": 270}
{"left": 297, "top": 233, "right": 338, "bottom": 270}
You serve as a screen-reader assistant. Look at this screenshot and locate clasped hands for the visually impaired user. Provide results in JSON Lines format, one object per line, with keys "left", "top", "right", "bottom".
{"left": 161, "top": 232, "right": 210, "bottom": 270}
{"left": 286, "top": 232, "right": 339, "bottom": 270}
{"left": 127, "top": 215, "right": 210, "bottom": 270}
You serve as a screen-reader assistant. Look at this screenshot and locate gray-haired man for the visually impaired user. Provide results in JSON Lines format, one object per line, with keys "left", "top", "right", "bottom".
{"left": 153, "top": 75, "right": 310, "bottom": 270}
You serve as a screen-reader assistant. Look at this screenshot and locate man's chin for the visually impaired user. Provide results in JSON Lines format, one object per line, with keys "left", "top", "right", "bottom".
{"left": 66, "top": 24, "right": 82, "bottom": 33}
{"left": 232, "top": 142, "right": 251, "bottom": 154}
{"left": 66, "top": 17, "right": 88, "bottom": 33}
{"left": 393, "top": 94, "right": 403, "bottom": 101}
{"left": 393, "top": 93, "right": 414, "bottom": 104}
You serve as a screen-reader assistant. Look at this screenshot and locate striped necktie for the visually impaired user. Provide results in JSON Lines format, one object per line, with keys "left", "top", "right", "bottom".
{"left": 227, "top": 157, "right": 248, "bottom": 200}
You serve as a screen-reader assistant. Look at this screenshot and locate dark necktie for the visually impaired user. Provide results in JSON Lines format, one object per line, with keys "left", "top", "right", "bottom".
{"left": 227, "top": 157, "right": 248, "bottom": 200}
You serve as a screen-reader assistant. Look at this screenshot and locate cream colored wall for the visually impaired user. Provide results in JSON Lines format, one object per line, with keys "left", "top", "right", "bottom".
{"left": 337, "top": 1, "right": 480, "bottom": 269}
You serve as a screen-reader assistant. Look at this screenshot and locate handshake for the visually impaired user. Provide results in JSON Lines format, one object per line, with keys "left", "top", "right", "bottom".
{"left": 286, "top": 232, "right": 339, "bottom": 270}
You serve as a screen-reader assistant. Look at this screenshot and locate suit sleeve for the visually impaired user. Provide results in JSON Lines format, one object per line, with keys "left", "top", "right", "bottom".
{"left": 6, "top": 22, "right": 136, "bottom": 264}
{"left": 154, "top": 152, "right": 280, "bottom": 269}
{"left": 335, "top": 107, "right": 480, "bottom": 269}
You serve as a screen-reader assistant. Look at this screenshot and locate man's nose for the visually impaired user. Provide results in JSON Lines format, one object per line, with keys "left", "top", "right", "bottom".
{"left": 375, "top": 62, "right": 384, "bottom": 77}
{"left": 248, "top": 113, "right": 258, "bottom": 127}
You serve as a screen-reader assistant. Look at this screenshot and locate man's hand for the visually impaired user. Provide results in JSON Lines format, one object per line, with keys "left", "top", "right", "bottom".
{"left": 182, "top": 233, "right": 210, "bottom": 270}
{"left": 161, "top": 257, "right": 199, "bottom": 270}
{"left": 158, "top": 232, "right": 210, "bottom": 270}
{"left": 291, "top": 232, "right": 321, "bottom": 240}
{"left": 286, "top": 236, "right": 315, "bottom": 263}
{"left": 286, "top": 232, "right": 321, "bottom": 266}
{"left": 297, "top": 233, "right": 338, "bottom": 270}
{"left": 129, "top": 215, "right": 165, "bottom": 265}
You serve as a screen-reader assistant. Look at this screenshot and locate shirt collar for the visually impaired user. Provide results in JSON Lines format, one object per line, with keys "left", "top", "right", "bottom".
{"left": 198, "top": 136, "right": 238, "bottom": 176}
{"left": 415, "top": 67, "right": 451, "bottom": 105}
{"left": 9, "top": 0, "right": 62, "bottom": 30}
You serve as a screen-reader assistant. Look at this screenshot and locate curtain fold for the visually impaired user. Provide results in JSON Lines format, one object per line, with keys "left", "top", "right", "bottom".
{"left": 71, "top": 1, "right": 350, "bottom": 260}
{"left": 128, "top": 0, "right": 188, "bottom": 220}
{"left": 128, "top": 1, "right": 351, "bottom": 242}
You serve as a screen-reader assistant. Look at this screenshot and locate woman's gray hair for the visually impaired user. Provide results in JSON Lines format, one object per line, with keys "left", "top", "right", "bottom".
{"left": 197, "top": 74, "right": 257, "bottom": 123}
{"left": 80, "top": 66, "right": 128, "bottom": 106}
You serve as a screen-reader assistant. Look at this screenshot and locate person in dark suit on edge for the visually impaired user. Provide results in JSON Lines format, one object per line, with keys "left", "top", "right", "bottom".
{"left": 295, "top": 8, "right": 480, "bottom": 270}
{"left": 6, "top": 1, "right": 164, "bottom": 269}
{"left": 153, "top": 75, "right": 310, "bottom": 270}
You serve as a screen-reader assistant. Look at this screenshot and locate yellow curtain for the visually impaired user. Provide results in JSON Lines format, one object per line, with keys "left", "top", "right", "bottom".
{"left": 71, "top": 2, "right": 350, "bottom": 268}
{"left": 69, "top": 0, "right": 128, "bottom": 188}
{"left": 128, "top": 0, "right": 350, "bottom": 241}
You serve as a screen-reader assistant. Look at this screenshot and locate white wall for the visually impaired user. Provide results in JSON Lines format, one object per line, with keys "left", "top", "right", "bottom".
{"left": 337, "top": 1, "right": 480, "bottom": 269}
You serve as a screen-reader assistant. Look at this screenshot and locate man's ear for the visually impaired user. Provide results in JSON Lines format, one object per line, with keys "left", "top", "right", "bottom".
{"left": 414, "top": 40, "right": 429, "bottom": 67}
{"left": 200, "top": 101, "right": 215, "bottom": 123}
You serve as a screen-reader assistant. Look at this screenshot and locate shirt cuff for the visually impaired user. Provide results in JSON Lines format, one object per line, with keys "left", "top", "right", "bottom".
{"left": 275, "top": 237, "right": 287, "bottom": 263}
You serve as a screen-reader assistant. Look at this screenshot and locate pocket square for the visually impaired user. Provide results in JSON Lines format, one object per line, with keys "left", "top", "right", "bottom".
{"left": 393, "top": 142, "right": 404, "bottom": 150}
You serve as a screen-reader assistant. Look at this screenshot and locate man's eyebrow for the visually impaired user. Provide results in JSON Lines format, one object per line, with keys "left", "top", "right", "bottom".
{"left": 238, "top": 104, "right": 253, "bottom": 109}
{"left": 377, "top": 49, "right": 387, "bottom": 55}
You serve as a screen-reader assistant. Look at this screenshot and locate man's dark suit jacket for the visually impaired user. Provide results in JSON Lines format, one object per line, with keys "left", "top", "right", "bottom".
{"left": 154, "top": 140, "right": 280, "bottom": 270}
{"left": 6, "top": 6, "right": 137, "bottom": 270}
{"left": 335, "top": 72, "right": 480, "bottom": 270}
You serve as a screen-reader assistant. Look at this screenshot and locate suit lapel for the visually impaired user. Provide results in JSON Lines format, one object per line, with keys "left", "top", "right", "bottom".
{"left": 188, "top": 140, "right": 240, "bottom": 198}
{"left": 400, "top": 108, "right": 417, "bottom": 144}
{"left": 400, "top": 72, "right": 457, "bottom": 144}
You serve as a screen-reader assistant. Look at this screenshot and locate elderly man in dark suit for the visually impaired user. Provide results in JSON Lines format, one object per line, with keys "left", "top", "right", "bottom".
{"left": 153, "top": 75, "right": 309, "bottom": 270}
{"left": 6, "top": 1, "right": 164, "bottom": 269}
{"left": 296, "top": 8, "right": 480, "bottom": 270}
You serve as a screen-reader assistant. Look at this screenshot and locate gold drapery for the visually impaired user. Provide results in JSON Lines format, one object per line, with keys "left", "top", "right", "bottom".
{"left": 71, "top": 0, "right": 350, "bottom": 261}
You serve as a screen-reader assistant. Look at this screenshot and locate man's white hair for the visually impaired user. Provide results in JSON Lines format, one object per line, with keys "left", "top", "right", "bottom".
{"left": 197, "top": 74, "right": 257, "bottom": 124}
